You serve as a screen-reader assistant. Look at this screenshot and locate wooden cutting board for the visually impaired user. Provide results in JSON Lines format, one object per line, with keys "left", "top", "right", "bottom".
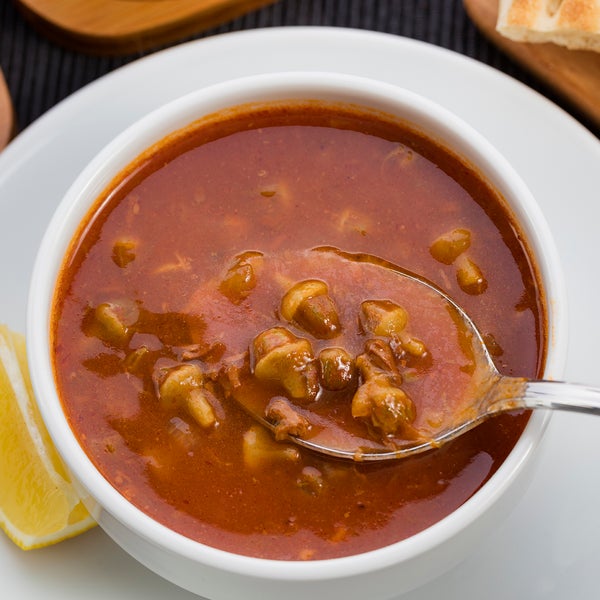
{"left": 463, "top": 0, "right": 600, "bottom": 128}
{"left": 14, "top": 0, "right": 277, "bottom": 55}
{"left": 0, "top": 69, "right": 14, "bottom": 151}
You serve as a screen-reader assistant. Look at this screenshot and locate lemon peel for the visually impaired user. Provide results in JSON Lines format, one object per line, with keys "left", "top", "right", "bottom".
{"left": 0, "top": 324, "right": 95, "bottom": 549}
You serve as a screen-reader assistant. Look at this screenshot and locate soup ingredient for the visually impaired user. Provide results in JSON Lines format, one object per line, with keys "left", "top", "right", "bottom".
{"left": 429, "top": 228, "right": 471, "bottom": 264}
{"left": 360, "top": 300, "right": 408, "bottom": 336}
{"left": 0, "top": 325, "right": 95, "bottom": 549}
{"left": 112, "top": 238, "right": 137, "bottom": 267}
{"left": 265, "top": 397, "right": 311, "bottom": 440}
{"left": 92, "top": 299, "right": 139, "bottom": 345}
{"left": 252, "top": 327, "right": 319, "bottom": 402}
{"left": 53, "top": 106, "right": 543, "bottom": 560}
{"left": 157, "top": 363, "right": 218, "bottom": 428}
{"left": 318, "top": 347, "right": 355, "bottom": 391}
{"left": 242, "top": 424, "right": 300, "bottom": 469}
{"left": 295, "top": 258, "right": 600, "bottom": 461}
{"left": 280, "top": 279, "right": 341, "bottom": 339}
{"left": 220, "top": 251, "right": 263, "bottom": 304}
{"left": 352, "top": 338, "right": 417, "bottom": 437}
{"left": 456, "top": 255, "right": 488, "bottom": 295}
{"left": 429, "top": 228, "right": 488, "bottom": 296}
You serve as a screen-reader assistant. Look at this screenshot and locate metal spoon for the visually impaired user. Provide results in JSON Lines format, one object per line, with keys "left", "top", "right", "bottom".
{"left": 241, "top": 248, "right": 600, "bottom": 462}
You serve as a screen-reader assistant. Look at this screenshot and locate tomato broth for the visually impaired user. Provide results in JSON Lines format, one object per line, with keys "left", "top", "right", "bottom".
{"left": 52, "top": 103, "right": 545, "bottom": 560}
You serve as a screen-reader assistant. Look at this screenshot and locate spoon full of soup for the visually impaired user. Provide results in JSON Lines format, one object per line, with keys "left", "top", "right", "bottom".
{"left": 221, "top": 247, "right": 600, "bottom": 462}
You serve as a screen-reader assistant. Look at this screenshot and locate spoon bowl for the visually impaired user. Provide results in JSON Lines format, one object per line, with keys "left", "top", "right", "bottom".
{"left": 235, "top": 247, "right": 598, "bottom": 462}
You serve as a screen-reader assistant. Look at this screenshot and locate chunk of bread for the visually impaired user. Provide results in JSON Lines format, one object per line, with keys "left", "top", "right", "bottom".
{"left": 497, "top": 0, "right": 600, "bottom": 52}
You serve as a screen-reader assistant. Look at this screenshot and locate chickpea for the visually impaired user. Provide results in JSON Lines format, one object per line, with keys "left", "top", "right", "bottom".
{"left": 111, "top": 238, "right": 137, "bottom": 267}
{"left": 186, "top": 388, "right": 217, "bottom": 428}
{"left": 94, "top": 299, "right": 139, "bottom": 345}
{"left": 220, "top": 263, "right": 255, "bottom": 303}
{"left": 123, "top": 346, "right": 152, "bottom": 376}
{"left": 219, "top": 251, "right": 263, "bottom": 304}
{"left": 242, "top": 425, "right": 300, "bottom": 469}
{"left": 429, "top": 228, "right": 471, "bottom": 264}
{"left": 295, "top": 294, "right": 341, "bottom": 339}
{"left": 318, "top": 347, "right": 355, "bottom": 391}
{"left": 158, "top": 363, "right": 203, "bottom": 410}
{"left": 398, "top": 333, "right": 428, "bottom": 359}
{"left": 360, "top": 300, "right": 407, "bottom": 337}
{"left": 281, "top": 280, "right": 341, "bottom": 339}
{"left": 280, "top": 280, "right": 328, "bottom": 321}
{"left": 158, "top": 364, "right": 217, "bottom": 428}
{"left": 456, "top": 254, "right": 488, "bottom": 295}
{"left": 252, "top": 327, "right": 319, "bottom": 402}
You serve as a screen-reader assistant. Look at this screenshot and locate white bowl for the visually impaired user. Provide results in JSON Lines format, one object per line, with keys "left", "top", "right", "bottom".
{"left": 27, "top": 72, "right": 567, "bottom": 600}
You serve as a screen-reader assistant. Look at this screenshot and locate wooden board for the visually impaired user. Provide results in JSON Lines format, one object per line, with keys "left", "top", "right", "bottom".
{"left": 14, "top": 0, "right": 277, "bottom": 55}
{"left": 464, "top": 0, "right": 600, "bottom": 128}
{"left": 0, "top": 69, "right": 14, "bottom": 151}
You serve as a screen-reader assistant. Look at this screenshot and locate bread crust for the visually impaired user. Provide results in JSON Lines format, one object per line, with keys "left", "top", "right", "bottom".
{"left": 497, "top": 0, "right": 600, "bottom": 51}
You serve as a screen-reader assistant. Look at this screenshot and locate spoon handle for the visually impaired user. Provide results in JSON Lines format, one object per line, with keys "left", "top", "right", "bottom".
{"left": 490, "top": 377, "right": 600, "bottom": 416}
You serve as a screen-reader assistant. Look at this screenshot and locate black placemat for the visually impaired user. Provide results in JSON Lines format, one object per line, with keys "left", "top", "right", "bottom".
{"left": 0, "top": 0, "right": 596, "bottom": 136}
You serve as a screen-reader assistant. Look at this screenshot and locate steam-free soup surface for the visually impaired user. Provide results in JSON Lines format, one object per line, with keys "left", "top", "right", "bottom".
{"left": 52, "top": 104, "right": 545, "bottom": 560}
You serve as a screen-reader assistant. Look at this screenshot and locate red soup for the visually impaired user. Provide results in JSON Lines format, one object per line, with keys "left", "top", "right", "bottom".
{"left": 52, "top": 102, "right": 546, "bottom": 561}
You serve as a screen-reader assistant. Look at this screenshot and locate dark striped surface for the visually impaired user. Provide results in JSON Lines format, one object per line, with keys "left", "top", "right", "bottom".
{"left": 0, "top": 0, "right": 597, "bottom": 135}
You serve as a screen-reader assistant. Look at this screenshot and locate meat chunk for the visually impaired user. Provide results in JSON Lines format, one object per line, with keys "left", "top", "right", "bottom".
{"left": 351, "top": 377, "right": 415, "bottom": 436}
{"left": 357, "top": 339, "right": 401, "bottom": 384}
{"left": 352, "top": 340, "right": 416, "bottom": 438}
{"left": 265, "top": 397, "right": 312, "bottom": 441}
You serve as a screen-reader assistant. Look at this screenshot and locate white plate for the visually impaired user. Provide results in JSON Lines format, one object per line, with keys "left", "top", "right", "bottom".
{"left": 2, "top": 27, "right": 600, "bottom": 599}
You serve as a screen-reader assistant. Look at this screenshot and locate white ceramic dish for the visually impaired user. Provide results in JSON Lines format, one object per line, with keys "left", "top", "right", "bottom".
{"left": 2, "top": 27, "right": 600, "bottom": 600}
{"left": 26, "top": 69, "right": 565, "bottom": 600}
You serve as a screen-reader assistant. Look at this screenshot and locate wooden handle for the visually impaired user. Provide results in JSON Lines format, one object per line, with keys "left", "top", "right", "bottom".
{"left": 0, "top": 69, "right": 14, "bottom": 151}
{"left": 14, "top": 0, "right": 277, "bottom": 54}
{"left": 464, "top": 0, "right": 600, "bottom": 128}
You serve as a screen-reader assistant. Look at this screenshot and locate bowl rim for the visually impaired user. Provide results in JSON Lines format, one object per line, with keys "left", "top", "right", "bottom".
{"left": 26, "top": 70, "right": 568, "bottom": 581}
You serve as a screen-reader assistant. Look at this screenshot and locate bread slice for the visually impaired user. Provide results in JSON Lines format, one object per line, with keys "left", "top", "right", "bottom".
{"left": 497, "top": 0, "right": 600, "bottom": 52}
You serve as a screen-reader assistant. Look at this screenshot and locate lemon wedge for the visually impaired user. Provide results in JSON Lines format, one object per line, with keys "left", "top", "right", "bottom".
{"left": 0, "top": 324, "right": 96, "bottom": 549}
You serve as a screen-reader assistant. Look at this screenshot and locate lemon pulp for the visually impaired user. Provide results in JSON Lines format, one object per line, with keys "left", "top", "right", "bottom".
{"left": 0, "top": 324, "right": 95, "bottom": 550}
